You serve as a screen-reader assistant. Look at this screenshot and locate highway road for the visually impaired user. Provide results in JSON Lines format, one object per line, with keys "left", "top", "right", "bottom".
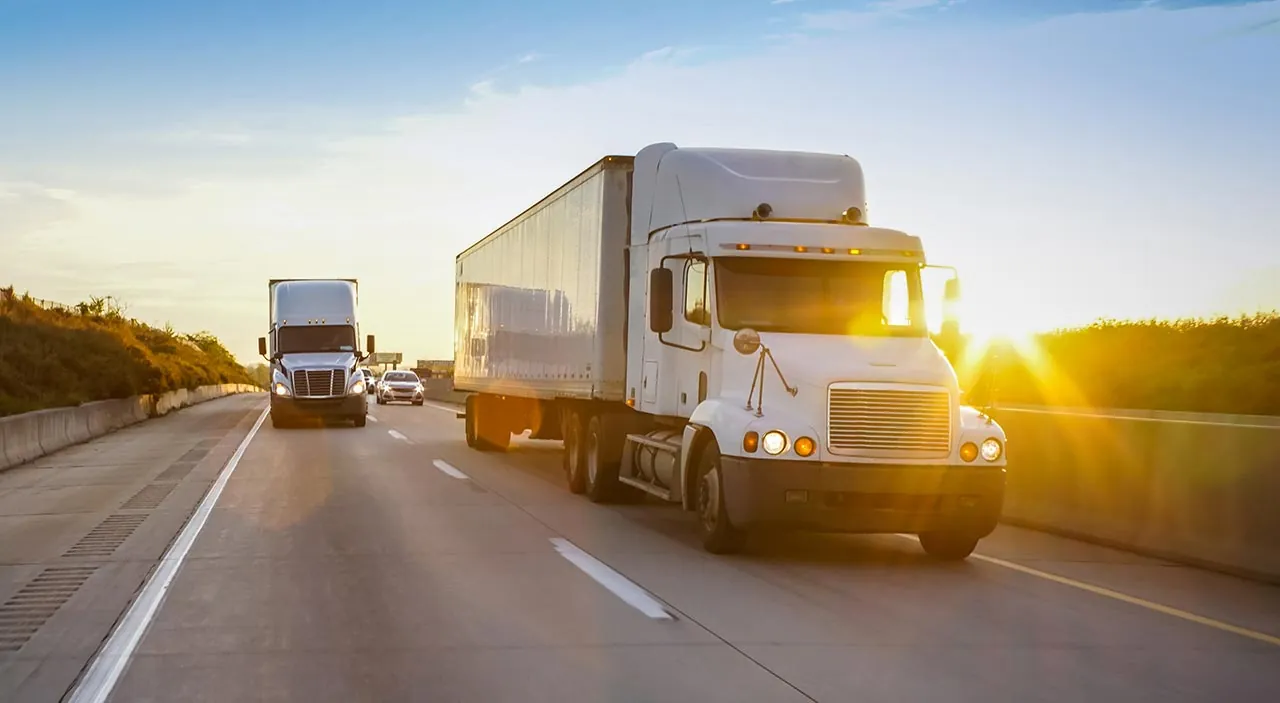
{"left": 2, "top": 394, "right": 1278, "bottom": 702}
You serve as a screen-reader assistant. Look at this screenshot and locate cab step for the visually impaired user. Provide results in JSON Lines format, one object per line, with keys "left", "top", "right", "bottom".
{"left": 618, "top": 476, "right": 672, "bottom": 501}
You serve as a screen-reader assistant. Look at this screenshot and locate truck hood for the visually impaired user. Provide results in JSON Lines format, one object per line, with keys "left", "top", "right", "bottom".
{"left": 279, "top": 352, "right": 356, "bottom": 372}
{"left": 719, "top": 332, "right": 958, "bottom": 394}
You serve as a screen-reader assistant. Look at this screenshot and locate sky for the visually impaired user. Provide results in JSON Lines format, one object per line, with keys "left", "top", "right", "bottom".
{"left": 2, "top": 0, "right": 1278, "bottom": 364}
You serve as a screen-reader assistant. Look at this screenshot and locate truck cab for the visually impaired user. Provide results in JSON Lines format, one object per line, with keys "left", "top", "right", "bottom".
{"left": 620, "top": 144, "right": 1007, "bottom": 557}
{"left": 257, "top": 279, "right": 375, "bottom": 429}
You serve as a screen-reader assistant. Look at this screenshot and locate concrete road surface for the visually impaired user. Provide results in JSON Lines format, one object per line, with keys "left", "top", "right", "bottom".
{"left": 2, "top": 395, "right": 1279, "bottom": 702}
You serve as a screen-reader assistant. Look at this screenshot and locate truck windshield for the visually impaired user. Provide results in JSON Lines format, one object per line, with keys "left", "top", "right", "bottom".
{"left": 277, "top": 325, "right": 357, "bottom": 353}
{"left": 383, "top": 372, "right": 419, "bottom": 383}
{"left": 714, "top": 257, "right": 926, "bottom": 336}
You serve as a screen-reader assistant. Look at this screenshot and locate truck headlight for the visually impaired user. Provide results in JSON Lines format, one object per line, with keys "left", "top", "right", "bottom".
{"left": 761, "top": 430, "right": 788, "bottom": 456}
{"left": 349, "top": 380, "right": 365, "bottom": 395}
{"left": 981, "top": 438, "right": 1003, "bottom": 462}
{"left": 274, "top": 382, "right": 291, "bottom": 397}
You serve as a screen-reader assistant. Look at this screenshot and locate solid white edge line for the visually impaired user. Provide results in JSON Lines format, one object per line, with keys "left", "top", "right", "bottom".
{"left": 891, "top": 534, "right": 1280, "bottom": 647}
{"left": 431, "top": 459, "right": 469, "bottom": 479}
{"left": 66, "top": 405, "right": 270, "bottom": 703}
{"left": 550, "top": 538, "right": 673, "bottom": 620}
{"left": 388, "top": 429, "right": 410, "bottom": 442}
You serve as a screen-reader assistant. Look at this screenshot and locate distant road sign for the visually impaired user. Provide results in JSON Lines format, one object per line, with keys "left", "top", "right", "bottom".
{"left": 369, "top": 352, "right": 402, "bottom": 365}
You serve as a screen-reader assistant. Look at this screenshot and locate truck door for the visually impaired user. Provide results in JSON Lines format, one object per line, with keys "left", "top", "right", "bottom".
{"left": 675, "top": 255, "right": 713, "bottom": 416}
{"left": 641, "top": 234, "right": 711, "bottom": 418}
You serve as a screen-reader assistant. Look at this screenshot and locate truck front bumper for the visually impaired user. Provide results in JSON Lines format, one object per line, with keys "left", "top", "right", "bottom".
{"left": 719, "top": 457, "right": 1005, "bottom": 536}
{"left": 270, "top": 394, "right": 367, "bottom": 421}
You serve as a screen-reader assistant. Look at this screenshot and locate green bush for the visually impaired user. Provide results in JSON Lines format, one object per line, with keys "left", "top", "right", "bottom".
{"left": 0, "top": 287, "right": 255, "bottom": 417}
{"left": 960, "top": 313, "right": 1280, "bottom": 416}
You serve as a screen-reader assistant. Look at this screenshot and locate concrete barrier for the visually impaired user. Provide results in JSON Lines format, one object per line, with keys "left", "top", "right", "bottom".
{"left": 0, "top": 384, "right": 264, "bottom": 472}
{"left": 995, "top": 405, "right": 1280, "bottom": 583}
{"left": 421, "top": 378, "right": 471, "bottom": 406}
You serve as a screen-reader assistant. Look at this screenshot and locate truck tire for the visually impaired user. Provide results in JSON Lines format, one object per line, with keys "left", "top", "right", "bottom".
{"left": 270, "top": 414, "right": 290, "bottom": 430}
{"left": 353, "top": 415, "right": 367, "bottom": 428}
{"left": 562, "top": 411, "right": 587, "bottom": 494}
{"left": 473, "top": 394, "right": 510, "bottom": 451}
{"left": 694, "top": 440, "right": 746, "bottom": 554}
{"left": 584, "top": 415, "right": 622, "bottom": 504}
{"left": 918, "top": 531, "right": 980, "bottom": 561}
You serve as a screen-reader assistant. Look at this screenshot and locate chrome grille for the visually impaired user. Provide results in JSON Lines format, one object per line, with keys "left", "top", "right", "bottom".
{"left": 828, "top": 388, "right": 951, "bottom": 455}
{"left": 292, "top": 369, "right": 345, "bottom": 398}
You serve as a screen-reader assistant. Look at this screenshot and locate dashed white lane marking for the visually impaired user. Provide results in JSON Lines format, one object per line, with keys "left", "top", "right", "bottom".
{"left": 432, "top": 459, "right": 469, "bottom": 479}
{"left": 388, "top": 429, "right": 410, "bottom": 442}
{"left": 422, "top": 401, "right": 464, "bottom": 415}
{"left": 367, "top": 415, "right": 378, "bottom": 423}
{"left": 893, "top": 534, "right": 1280, "bottom": 647}
{"left": 67, "top": 406, "right": 271, "bottom": 703}
{"left": 550, "top": 538, "right": 673, "bottom": 620}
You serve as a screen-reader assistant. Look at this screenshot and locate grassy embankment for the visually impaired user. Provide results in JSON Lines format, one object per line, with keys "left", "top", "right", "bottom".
{"left": 0, "top": 287, "right": 257, "bottom": 417}
{"left": 956, "top": 313, "right": 1280, "bottom": 416}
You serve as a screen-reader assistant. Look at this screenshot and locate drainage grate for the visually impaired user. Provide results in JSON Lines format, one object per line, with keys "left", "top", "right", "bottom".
{"left": 176, "top": 447, "right": 210, "bottom": 464}
{"left": 0, "top": 566, "right": 98, "bottom": 652}
{"left": 62, "top": 514, "right": 148, "bottom": 558}
{"left": 155, "top": 461, "right": 198, "bottom": 483}
{"left": 120, "top": 483, "right": 176, "bottom": 511}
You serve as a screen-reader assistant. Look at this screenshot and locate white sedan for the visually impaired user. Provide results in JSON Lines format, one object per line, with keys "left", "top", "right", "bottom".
{"left": 376, "top": 370, "right": 425, "bottom": 406}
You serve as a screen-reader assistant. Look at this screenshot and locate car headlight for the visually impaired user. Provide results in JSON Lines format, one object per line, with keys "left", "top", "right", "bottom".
{"left": 274, "top": 382, "right": 291, "bottom": 397}
{"left": 761, "top": 430, "right": 788, "bottom": 456}
{"left": 349, "top": 380, "right": 365, "bottom": 395}
{"left": 981, "top": 438, "right": 1003, "bottom": 462}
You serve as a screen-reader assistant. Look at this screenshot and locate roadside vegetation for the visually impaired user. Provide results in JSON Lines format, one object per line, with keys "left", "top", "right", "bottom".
{"left": 0, "top": 287, "right": 257, "bottom": 417}
{"left": 958, "top": 313, "right": 1280, "bottom": 416}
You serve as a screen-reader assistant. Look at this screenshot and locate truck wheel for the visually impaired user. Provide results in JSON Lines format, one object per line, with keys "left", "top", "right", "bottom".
{"left": 562, "top": 412, "right": 587, "bottom": 494}
{"left": 694, "top": 440, "right": 746, "bottom": 555}
{"left": 464, "top": 396, "right": 479, "bottom": 448}
{"left": 270, "top": 414, "right": 290, "bottom": 430}
{"left": 584, "top": 415, "right": 622, "bottom": 504}
{"left": 918, "top": 531, "right": 980, "bottom": 561}
{"left": 474, "top": 394, "right": 511, "bottom": 451}
{"left": 353, "top": 415, "right": 367, "bottom": 428}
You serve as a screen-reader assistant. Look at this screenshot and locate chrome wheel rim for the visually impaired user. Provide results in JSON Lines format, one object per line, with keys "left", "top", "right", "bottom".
{"left": 586, "top": 431, "right": 599, "bottom": 486}
{"left": 699, "top": 465, "right": 720, "bottom": 533}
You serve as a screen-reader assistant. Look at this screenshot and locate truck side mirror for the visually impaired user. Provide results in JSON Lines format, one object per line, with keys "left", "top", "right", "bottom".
{"left": 257, "top": 337, "right": 267, "bottom": 358}
{"left": 944, "top": 278, "right": 961, "bottom": 303}
{"left": 938, "top": 320, "right": 964, "bottom": 362}
{"left": 366, "top": 335, "right": 376, "bottom": 355}
{"left": 649, "top": 268, "right": 674, "bottom": 334}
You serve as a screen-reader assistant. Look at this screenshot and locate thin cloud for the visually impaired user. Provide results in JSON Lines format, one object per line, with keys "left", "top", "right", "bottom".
{"left": 801, "top": 0, "right": 941, "bottom": 30}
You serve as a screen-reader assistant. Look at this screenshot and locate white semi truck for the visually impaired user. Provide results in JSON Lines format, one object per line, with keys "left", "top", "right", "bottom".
{"left": 258, "top": 278, "right": 376, "bottom": 429}
{"left": 454, "top": 143, "right": 1007, "bottom": 559}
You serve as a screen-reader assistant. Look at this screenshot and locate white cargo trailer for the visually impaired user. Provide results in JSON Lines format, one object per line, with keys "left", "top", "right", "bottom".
{"left": 455, "top": 143, "right": 1008, "bottom": 559}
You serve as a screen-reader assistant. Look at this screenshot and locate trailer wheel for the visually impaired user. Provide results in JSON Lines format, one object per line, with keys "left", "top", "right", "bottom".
{"left": 584, "top": 415, "right": 622, "bottom": 504}
{"left": 695, "top": 440, "right": 746, "bottom": 555}
{"left": 472, "top": 394, "right": 510, "bottom": 451}
{"left": 563, "top": 411, "right": 587, "bottom": 494}
{"left": 464, "top": 396, "right": 479, "bottom": 448}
